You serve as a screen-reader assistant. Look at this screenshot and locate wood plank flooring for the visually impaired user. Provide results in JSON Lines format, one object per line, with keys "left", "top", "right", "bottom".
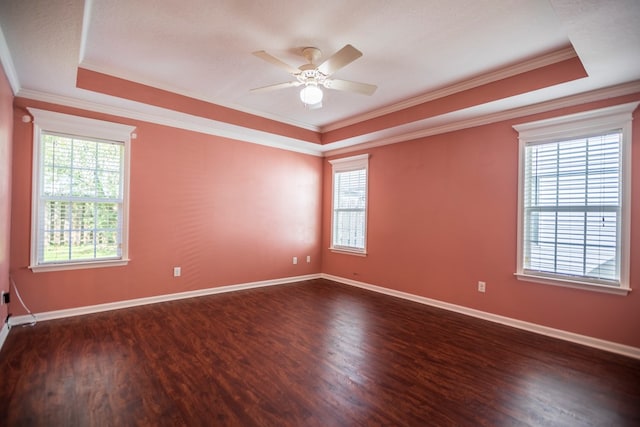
{"left": 1, "top": 278, "right": 639, "bottom": 426}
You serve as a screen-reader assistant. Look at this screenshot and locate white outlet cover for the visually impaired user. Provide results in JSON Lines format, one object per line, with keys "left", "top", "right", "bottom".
{"left": 174, "top": 267, "right": 181, "bottom": 277}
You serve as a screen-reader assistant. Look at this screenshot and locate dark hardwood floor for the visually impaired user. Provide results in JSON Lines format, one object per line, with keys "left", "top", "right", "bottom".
{"left": 1, "top": 279, "right": 639, "bottom": 426}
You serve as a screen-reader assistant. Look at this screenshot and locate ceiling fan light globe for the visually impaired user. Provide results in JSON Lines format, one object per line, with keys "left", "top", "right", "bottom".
{"left": 300, "top": 85, "right": 323, "bottom": 105}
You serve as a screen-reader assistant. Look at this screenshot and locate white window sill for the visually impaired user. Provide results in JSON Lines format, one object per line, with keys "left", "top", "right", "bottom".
{"left": 329, "top": 247, "right": 367, "bottom": 257}
{"left": 30, "top": 259, "right": 130, "bottom": 273}
{"left": 515, "top": 273, "right": 630, "bottom": 296}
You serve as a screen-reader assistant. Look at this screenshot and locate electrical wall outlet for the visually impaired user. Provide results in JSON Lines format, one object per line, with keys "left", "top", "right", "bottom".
{"left": 478, "top": 281, "right": 486, "bottom": 293}
{"left": 306, "top": 255, "right": 311, "bottom": 263}
{"left": 293, "top": 257, "right": 298, "bottom": 265}
{"left": 173, "top": 267, "right": 181, "bottom": 277}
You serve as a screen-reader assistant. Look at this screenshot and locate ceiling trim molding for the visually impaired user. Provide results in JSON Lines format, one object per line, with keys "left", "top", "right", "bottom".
{"left": 78, "top": 0, "right": 94, "bottom": 63}
{"left": 321, "top": 46, "right": 579, "bottom": 133}
{"left": 322, "top": 80, "right": 640, "bottom": 157}
{"left": 0, "top": 25, "right": 20, "bottom": 95}
{"left": 15, "top": 80, "right": 639, "bottom": 160}
{"left": 78, "top": 61, "right": 322, "bottom": 133}
{"left": 16, "top": 89, "right": 324, "bottom": 157}
{"left": 74, "top": 46, "right": 577, "bottom": 136}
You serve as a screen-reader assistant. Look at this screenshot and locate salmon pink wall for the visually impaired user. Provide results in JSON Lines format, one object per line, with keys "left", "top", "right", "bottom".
{"left": 76, "top": 68, "right": 322, "bottom": 144}
{"left": 6, "top": 90, "right": 640, "bottom": 350}
{"left": 322, "top": 94, "right": 640, "bottom": 348}
{"left": 10, "top": 99, "right": 322, "bottom": 314}
{"left": 322, "top": 56, "right": 587, "bottom": 144}
{"left": 0, "top": 65, "right": 12, "bottom": 324}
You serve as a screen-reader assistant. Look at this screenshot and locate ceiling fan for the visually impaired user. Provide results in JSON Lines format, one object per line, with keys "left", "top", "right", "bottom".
{"left": 250, "top": 44, "right": 377, "bottom": 108}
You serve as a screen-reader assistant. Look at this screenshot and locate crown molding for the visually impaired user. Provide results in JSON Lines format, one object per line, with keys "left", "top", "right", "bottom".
{"left": 322, "top": 80, "right": 640, "bottom": 157}
{"left": 14, "top": 79, "right": 640, "bottom": 159}
{"left": 16, "top": 89, "right": 324, "bottom": 157}
{"left": 321, "top": 46, "right": 579, "bottom": 133}
{"left": 78, "top": 0, "right": 93, "bottom": 64}
{"left": 78, "top": 61, "right": 321, "bottom": 133}
{"left": 0, "top": 24, "right": 20, "bottom": 95}
{"left": 78, "top": 47, "right": 577, "bottom": 137}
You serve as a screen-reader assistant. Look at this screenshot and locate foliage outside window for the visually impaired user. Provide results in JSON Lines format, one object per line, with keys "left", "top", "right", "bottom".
{"left": 29, "top": 108, "right": 135, "bottom": 272}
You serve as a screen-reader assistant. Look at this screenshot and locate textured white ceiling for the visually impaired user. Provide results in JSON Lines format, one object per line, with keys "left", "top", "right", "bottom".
{"left": 0, "top": 0, "right": 639, "bottom": 144}
{"left": 79, "top": 0, "right": 571, "bottom": 128}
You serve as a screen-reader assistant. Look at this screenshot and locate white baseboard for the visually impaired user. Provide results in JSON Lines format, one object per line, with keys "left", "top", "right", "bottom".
{"left": 0, "top": 322, "right": 9, "bottom": 352}
{"left": 5, "top": 272, "right": 638, "bottom": 360}
{"left": 8, "top": 274, "right": 322, "bottom": 327}
{"left": 321, "top": 273, "right": 640, "bottom": 360}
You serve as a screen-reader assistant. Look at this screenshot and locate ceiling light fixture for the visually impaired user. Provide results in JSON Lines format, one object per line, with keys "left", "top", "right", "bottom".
{"left": 252, "top": 45, "right": 377, "bottom": 110}
{"left": 299, "top": 83, "right": 323, "bottom": 106}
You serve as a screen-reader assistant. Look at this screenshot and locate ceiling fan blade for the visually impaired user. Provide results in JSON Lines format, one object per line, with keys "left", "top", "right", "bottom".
{"left": 323, "top": 79, "right": 377, "bottom": 95}
{"left": 252, "top": 51, "right": 300, "bottom": 74}
{"left": 317, "top": 44, "right": 363, "bottom": 76}
{"left": 250, "top": 81, "right": 302, "bottom": 93}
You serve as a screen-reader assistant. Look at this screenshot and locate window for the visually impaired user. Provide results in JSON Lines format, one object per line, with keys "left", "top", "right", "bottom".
{"left": 514, "top": 102, "right": 637, "bottom": 295}
{"left": 28, "top": 108, "right": 136, "bottom": 272}
{"left": 329, "top": 154, "right": 369, "bottom": 254}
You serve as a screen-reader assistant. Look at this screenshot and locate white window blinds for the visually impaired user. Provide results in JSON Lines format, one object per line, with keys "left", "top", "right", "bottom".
{"left": 523, "top": 131, "right": 621, "bottom": 283}
{"left": 330, "top": 154, "right": 369, "bottom": 253}
{"left": 38, "top": 133, "right": 124, "bottom": 263}
{"left": 514, "top": 101, "right": 636, "bottom": 293}
{"left": 28, "top": 108, "right": 135, "bottom": 272}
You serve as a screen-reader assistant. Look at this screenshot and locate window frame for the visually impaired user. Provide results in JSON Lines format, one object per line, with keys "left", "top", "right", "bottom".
{"left": 329, "top": 154, "right": 370, "bottom": 255}
{"left": 28, "top": 108, "right": 136, "bottom": 272}
{"left": 513, "top": 102, "right": 638, "bottom": 295}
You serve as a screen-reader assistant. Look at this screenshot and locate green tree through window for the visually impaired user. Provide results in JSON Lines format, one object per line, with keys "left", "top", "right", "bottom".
{"left": 29, "top": 108, "right": 135, "bottom": 271}
{"left": 40, "top": 134, "right": 123, "bottom": 262}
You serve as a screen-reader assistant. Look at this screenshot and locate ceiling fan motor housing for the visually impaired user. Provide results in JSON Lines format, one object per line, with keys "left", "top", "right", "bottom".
{"left": 250, "top": 44, "right": 377, "bottom": 103}
{"left": 301, "top": 47, "right": 322, "bottom": 64}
